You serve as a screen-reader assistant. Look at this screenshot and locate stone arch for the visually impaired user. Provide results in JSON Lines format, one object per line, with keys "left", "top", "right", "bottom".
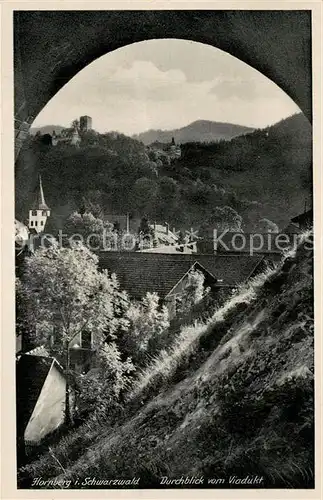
{"left": 14, "top": 10, "right": 312, "bottom": 158}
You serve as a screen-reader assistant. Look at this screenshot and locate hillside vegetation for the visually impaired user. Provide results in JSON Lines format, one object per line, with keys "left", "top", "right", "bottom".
{"left": 20, "top": 233, "right": 314, "bottom": 489}
{"left": 16, "top": 113, "right": 311, "bottom": 232}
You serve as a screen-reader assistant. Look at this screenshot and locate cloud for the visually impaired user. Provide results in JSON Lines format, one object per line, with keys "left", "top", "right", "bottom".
{"left": 32, "top": 39, "right": 301, "bottom": 135}
{"left": 210, "top": 79, "right": 258, "bottom": 101}
{"left": 106, "top": 61, "right": 188, "bottom": 101}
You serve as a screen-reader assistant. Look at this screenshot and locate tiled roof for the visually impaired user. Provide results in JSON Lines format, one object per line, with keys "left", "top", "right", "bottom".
{"left": 98, "top": 252, "right": 264, "bottom": 299}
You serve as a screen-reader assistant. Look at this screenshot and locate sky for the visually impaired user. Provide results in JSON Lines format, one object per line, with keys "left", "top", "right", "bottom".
{"left": 32, "top": 39, "right": 301, "bottom": 136}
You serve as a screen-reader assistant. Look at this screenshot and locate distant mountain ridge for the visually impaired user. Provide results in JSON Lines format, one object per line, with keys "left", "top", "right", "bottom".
{"left": 31, "top": 120, "right": 253, "bottom": 144}
{"left": 133, "top": 120, "right": 254, "bottom": 145}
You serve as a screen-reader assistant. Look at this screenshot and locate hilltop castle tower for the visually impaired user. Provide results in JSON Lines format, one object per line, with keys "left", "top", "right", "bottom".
{"left": 80, "top": 115, "right": 92, "bottom": 132}
{"left": 28, "top": 175, "right": 51, "bottom": 233}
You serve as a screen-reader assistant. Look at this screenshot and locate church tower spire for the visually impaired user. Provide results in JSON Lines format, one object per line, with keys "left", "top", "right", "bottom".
{"left": 28, "top": 175, "right": 51, "bottom": 233}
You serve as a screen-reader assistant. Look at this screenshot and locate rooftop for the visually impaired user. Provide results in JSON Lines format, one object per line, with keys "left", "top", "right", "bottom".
{"left": 291, "top": 208, "right": 313, "bottom": 225}
{"left": 16, "top": 355, "right": 56, "bottom": 434}
{"left": 31, "top": 175, "right": 50, "bottom": 211}
{"left": 98, "top": 252, "right": 264, "bottom": 299}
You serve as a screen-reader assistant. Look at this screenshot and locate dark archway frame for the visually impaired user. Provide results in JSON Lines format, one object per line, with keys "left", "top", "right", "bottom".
{"left": 14, "top": 10, "right": 312, "bottom": 158}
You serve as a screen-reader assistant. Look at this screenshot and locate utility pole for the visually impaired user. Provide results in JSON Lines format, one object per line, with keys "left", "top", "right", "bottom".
{"left": 126, "top": 213, "right": 129, "bottom": 233}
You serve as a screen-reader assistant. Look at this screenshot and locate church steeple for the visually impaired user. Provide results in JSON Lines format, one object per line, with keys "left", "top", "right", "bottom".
{"left": 31, "top": 175, "right": 49, "bottom": 211}
{"left": 28, "top": 175, "right": 51, "bottom": 233}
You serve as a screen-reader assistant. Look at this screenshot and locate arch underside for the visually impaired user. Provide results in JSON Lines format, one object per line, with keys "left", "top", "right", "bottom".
{"left": 14, "top": 10, "right": 312, "bottom": 158}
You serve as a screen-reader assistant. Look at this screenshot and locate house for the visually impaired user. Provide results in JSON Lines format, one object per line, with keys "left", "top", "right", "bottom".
{"left": 98, "top": 252, "right": 265, "bottom": 318}
{"left": 198, "top": 230, "right": 289, "bottom": 261}
{"left": 68, "top": 333, "right": 96, "bottom": 374}
{"left": 150, "top": 137, "right": 181, "bottom": 160}
{"left": 289, "top": 208, "right": 313, "bottom": 231}
{"left": 138, "top": 241, "right": 197, "bottom": 254}
{"left": 150, "top": 222, "right": 179, "bottom": 246}
{"left": 52, "top": 124, "right": 81, "bottom": 147}
{"left": 105, "top": 214, "right": 141, "bottom": 234}
{"left": 16, "top": 354, "right": 74, "bottom": 445}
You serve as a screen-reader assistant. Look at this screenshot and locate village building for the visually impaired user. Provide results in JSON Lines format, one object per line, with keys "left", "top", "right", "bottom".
{"left": 28, "top": 175, "right": 51, "bottom": 234}
{"left": 16, "top": 354, "right": 74, "bottom": 447}
{"left": 149, "top": 137, "right": 181, "bottom": 160}
{"left": 138, "top": 241, "right": 197, "bottom": 254}
{"left": 52, "top": 123, "right": 81, "bottom": 147}
{"left": 98, "top": 252, "right": 265, "bottom": 318}
{"left": 284, "top": 208, "right": 313, "bottom": 234}
{"left": 198, "top": 230, "right": 292, "bottom": 261}
{"left": 68, "top": 332, "right": 96, "bottom": 374}
{"left": 150, "top": 222, "right": 179, "bottom": 246}
{"left": 105, "top": 214, "right": 141, "bottom": 234}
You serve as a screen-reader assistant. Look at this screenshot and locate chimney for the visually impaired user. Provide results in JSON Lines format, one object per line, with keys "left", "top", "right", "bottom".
{"left": 165, "top": 222, "right": 169, "bottom": 235}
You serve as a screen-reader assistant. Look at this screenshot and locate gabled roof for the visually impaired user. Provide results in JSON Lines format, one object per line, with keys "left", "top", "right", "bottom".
{"left": 16, "top": 355, "right": 55, "bottom": 434}
{"left": 98, "top": 252, "right": 264, "bottom": 299}
{"left": 291, "top": 208, "right": 313, "bottom": 225}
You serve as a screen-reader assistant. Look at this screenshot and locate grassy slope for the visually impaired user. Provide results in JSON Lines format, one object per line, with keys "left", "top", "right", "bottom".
{"left": 20, "top": 235, "right": 314, "bottom": 489}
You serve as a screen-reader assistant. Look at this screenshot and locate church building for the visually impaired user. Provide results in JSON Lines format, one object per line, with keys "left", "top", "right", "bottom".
{"left": 28, "top": 175, "right": 51, "bottom": 234}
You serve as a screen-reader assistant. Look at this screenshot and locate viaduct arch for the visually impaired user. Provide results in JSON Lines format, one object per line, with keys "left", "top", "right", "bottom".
{"left": 14, "top": 10, "right": 312, "bottom": 158}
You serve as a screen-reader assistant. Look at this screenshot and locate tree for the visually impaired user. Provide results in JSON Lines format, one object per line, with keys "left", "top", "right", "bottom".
{"left": 156, "top": 176, "right": 179, "bottom": 217}
{"left": 121, "top": 292, "right": 170, "bottom": 365}
{"left": 176, "top": 269, "right": 207, "bottom": 315}
{"left": 209, "top": 206, "right": 243, "bottom": 232}
{"left": 137, "top": 216, "right": 156, "bottom": 249}
{"left": 132, "top": 177, "right": 158, "bottom": 214}
{"left": 80, "top": 191, "right": 105, "bottom": 219}
{"left": 16, "top": 277, "right": 36, "bottom": 351}
{"left": 22, "top": 243, "right": 121, "bottom": 425}
{"left": 255, "top": 218, "right": 279, "bottom": 233}
{"left": 63, "top": 211, "right": 115, "bottom": 250}
{"left": 77, "top": 342, "right": 135, "bottom": 416}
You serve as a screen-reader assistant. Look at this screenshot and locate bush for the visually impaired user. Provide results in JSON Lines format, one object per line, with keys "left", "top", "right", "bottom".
{"left": 76, "top": 342, "right": 135, "bottom": 416}
{"left": 120, "top": 293, "right": 170, "bottom": 366}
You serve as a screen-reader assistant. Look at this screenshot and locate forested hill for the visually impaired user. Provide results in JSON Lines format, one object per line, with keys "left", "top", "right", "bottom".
{"left": 15, "top": 113, "right": 312, "bottom": 232}
{"left": 133, "top": 120, "right": 254, "bottom": 145}
{"left": 174, "top": 113, "right": 312, "bottom": 228}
